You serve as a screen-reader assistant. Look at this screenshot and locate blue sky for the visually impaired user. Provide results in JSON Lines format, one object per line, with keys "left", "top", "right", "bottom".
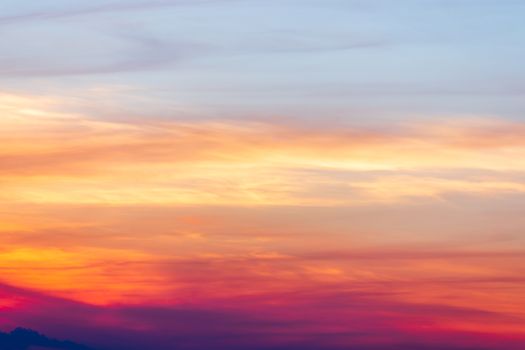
{"left": 1, "top": 0, "right": 524, "bottom": 123}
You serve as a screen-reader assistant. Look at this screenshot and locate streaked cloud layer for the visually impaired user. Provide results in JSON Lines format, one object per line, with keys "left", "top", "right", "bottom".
{"left": 1, "top": 92, "right": 525, "bottom": 348}
{"left": 1, "top": 1, "right": 525, "bottom": 349}
{"left": 3, "top": 96, "right": 525, "bottom": 205}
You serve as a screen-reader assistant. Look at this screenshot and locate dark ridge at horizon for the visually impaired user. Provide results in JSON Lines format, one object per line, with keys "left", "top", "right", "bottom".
{"left": 0, "top": 326, "right": 506, "bottom": 350}
{"left": 0, "top": 327, "right": 94, "bottom": 350}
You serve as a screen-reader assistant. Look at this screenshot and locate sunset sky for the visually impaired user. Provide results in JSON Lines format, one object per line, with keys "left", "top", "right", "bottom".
{"left": 1, "top": 1, "right": 525, "bottom": 349}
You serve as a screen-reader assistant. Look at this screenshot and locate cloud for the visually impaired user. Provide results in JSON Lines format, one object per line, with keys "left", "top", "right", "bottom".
{"left": 1, "top": 104, "right": 525, "bottom": 206}
{"left": 0, "top": 1, "right": 388, "bottom": 78}
{"left": 0, "top": 29, "right": 200, "bottom": 78}
{"left": 1, "top": 94, "right": 524, "bottom": 349}
{"left": 1, "top": 280, "right": 523, "bottom": 350}
{"left": 0, "top": 1, "right": 233, "bottom": 26}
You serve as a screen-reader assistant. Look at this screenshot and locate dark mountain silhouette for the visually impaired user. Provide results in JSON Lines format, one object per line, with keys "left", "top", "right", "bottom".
{"left": 0, "top": 328, "right": 94, "bottom": 350}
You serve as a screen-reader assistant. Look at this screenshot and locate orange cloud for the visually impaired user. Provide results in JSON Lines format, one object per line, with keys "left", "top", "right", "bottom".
{"left": 1, "top": 93, "right": 524, "bottom": 341}
{"left": 2, "top": 94, "right": 525, "bottom": 207}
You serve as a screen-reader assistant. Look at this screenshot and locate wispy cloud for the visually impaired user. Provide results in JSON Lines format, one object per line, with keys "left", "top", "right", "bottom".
{"left": 0, "top": 31, "right": 201, "bottom": 77}
{"left": 1, "top": 99, "right": 525, "bottom": 206}
{"left": 0, "top": 0, "right": 235, "bottom": 26}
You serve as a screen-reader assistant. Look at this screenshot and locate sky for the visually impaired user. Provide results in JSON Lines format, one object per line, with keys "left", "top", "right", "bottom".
{"left": 0, "top": 1, "right": 524, "bottom": 349}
